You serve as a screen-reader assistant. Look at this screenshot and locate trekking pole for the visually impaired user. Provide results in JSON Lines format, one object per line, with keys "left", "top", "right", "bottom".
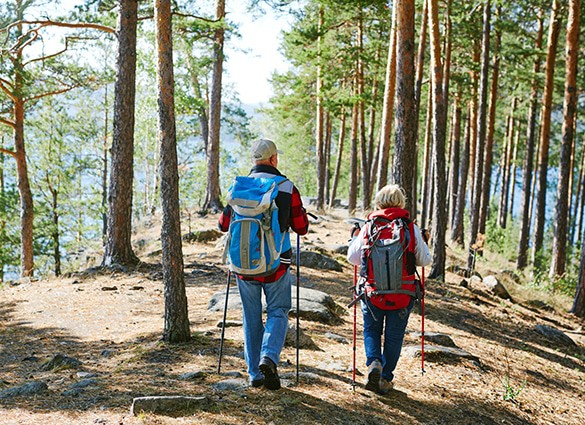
{"left": 421, "top": 266, "right": 426, "bottom": 376}
{"left": 296, "top": 232, "right": 301, "bottom": 385}
{"left": 352, "top": 265, "right": 358, "bottom": 391}
{"left": 217, "top": 270, "right": 232, "bottom": 374}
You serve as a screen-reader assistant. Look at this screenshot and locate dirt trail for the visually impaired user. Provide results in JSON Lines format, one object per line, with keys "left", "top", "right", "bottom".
{"left": 1, "top": 211, "right": 584, "bottom": 425}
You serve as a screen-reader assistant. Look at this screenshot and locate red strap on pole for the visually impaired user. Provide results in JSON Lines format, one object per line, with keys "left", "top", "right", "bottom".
{"left": 352, "top": 265, "right": 357, "bottom": 391}
{"left": 421, "top": 266, "right": 426, "bottom": 375}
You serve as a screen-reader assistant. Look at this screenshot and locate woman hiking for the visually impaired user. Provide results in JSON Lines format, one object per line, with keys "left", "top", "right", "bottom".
{"left": 347, "top": 184, "right": 431, "bottom": 394}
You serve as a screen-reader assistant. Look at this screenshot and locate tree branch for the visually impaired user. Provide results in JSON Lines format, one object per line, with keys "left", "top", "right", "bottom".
{"left": 1, "top": 19, "right": 116, "bottom": 36}
{"left": 0, "top": 79, "right": 16, "bottom": 102}
{"left": 0, "top": 116, "right": 15, "bottom": 129}
{"left": 0, "top": 146, "right": 16, "bottom": 157}
{"left": 171, "top": 12, "right": 221, "bottom": 24}
{"left": 24, "top": 84, "right": 77, "bottom": 104}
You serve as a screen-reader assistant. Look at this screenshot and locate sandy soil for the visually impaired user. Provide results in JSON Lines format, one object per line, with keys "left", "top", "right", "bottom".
{"left": 1, "top": 210, "right": 584, "bottom": 425}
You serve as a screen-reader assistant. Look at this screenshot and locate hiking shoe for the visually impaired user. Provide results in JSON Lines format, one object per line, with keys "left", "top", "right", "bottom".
{"left": 365, "top": 360, "right": 382, "bottom": 393}
{"left": 259, "top": 357, "right": 281, "bottom": 390}
{"left": 250, "top": 377, "right": 264, "bottom": 388}
{"left": 378, "top": 378, "right": 394, "bottom": 395}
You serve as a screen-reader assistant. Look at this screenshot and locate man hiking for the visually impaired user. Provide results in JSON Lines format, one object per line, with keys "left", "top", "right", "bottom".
{"left": 219, "top": 138, "right": 309, "bottom": 390}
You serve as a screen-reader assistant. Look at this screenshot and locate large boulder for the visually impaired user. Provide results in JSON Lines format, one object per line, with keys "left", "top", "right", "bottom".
{"left": 482, "top": 275, "right": 511, "bottom": 300}
{"left": 208, "top": 284, "right": 342, "bottom": 324}
{"left": 534, "top": 324, "right": 577, "bottom": 348}
{"left": 295, "top": 250, "right": 343, "bottom": 272}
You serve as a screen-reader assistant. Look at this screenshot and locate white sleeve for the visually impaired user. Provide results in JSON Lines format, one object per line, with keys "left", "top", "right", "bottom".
{"left": 347, "top": 225, "right": 367, "bottom": 266}
{"left": 412, "top": 225, "right": 432, "bottom": 267}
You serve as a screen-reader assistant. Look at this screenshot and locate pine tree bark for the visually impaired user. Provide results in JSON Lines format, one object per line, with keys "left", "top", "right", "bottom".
{"left": 467, "top": 0, "right": 490, "bottom": 272}
{"left": 550, "top": 0, "right": 580, "bottom": 278}
{"left": 155, "top": 0, "right": 190, "bottom": 343}
{"left": 427, "top": 0, "right": 448, "bottom": 279}
{"left": 376, "top": 5, "right": 397, "bottom": 193}
{"left": 498, "top": 99, "right": 517, "bottom": 229}
{"left": 420, "top": 91, "right": 433, "bottom": 228}
{"left": 349, "top": 99, "right": 359, "bottom": 214}
{"left": 448, "top": 98, "right": 462, "bottom": 228}
{"left": 517, "top": 11, "right": 544, "bottom": 269}
{"left": 573, "top": 240, "right": 585, "bottom": 317}
{"left": 329, "top": 111, "right": 346, "bottom": 208}
{"left": 203, "top": 0, "right": 226, "bottom": 213}
{"left": 357, "top": 12, "right": 370, "bottom": 211}
{"left": 392, "top": 0, "right": 416, "bottom": 212}
{"left": 533, "top": 0, "right": 563, "bottom": 268}
{"left": 478, "top": 24, "right": 500, "bottom": 235}
{"left": 104, "top": 0, "right": 139, "bottom": 268}
{"left": 315, "top": 7, "right": 326, "bottom": 211}
{"left": 451, "top": 104, "right": 471, "bottom": 245}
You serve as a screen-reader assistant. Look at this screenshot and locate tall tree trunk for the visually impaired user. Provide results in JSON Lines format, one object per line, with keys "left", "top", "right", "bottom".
{"left": 448, "top": 97, "right": 462, "bottom": 227}
{"left": 550, "top": 0, "right": 580, "bottom": 278}
{"left": 102, "top": 84, "right": 109, "bottom": 244}
{"left": 571, "top": 141, "right": 585, "bottom": 244}
{"left": 203, "top": 0, "right": 226, "bottom": 213}
{"left": 48, "top": 184, "right": 61, "bottom": 277}
{"left": 427, "top": 0, "right": 448, "bottom": 280}
{"left": 412, "top": 0, "right": 428, "bottom": 216}
{"left": 392, "top": 0, "right": 416, "bottom": 212}
{"left": 103, "top": 0, "right": 139, "bottom": 267}
{"left": 467, "top": 0, "right": 490, "bottom": 272}
{"left": 498, "top": 99, "right": 517, "bottom": 228}
{"left": 451, "top": 104, "right": 471, "bottom": 245}
{"left": 517, "top": 11, "right": 544, "bottom": 269}
{"left": 420, "top": 91, "right": 433, "bottom": 227}
{"left": 14, "top": 100, "right": 34, "bottom": 277}
{"left": 532, "top": 0, "right": 563, "bottom": 268}
{"left": 329, "top": 111, "right": 346, "bottom": 208}
{"left": 573, "top": 233, "right": 585, "bottom": 317}
{"left": 478, "top": 23, "right": 500, "bottom": 235}
{"left": 155, "top": 0, "right": 190, "bottom": 343}
{"left": 315, "top": 6, "right": 326, "bottom": 211}
{"left": 376, "top": 4, "right": 398, "bottom": 192}
{"left": 468, "top": 41, "right": 481, "bottom": 206}
{"left": 0, "top": 134, "right": 4, "bottom": 282}
{"left": 349, "top": 98, "right": 359, "bottom": 214}
{"left": 357, "top": 11, "right": 370, "bottom": 210}
{"left": 185, "top": 51, "right": 209, "bottom": 145}
{"left": 509, "top": 128, "right": 520, "bottom": 219}
{"left": 324, "top": 112, "right": 333, "bottom": 204}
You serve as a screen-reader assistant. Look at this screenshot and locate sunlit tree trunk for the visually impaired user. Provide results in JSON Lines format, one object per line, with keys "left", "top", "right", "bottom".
{"left": 315, "top": 6, "right": 326, "bottom": 211}
{"left": 467, "top": 0, "right": 490, "bottom": 272}
{"left": 427, "top": 0, "right": 448, "bottom": 279}
{"left": 349, "top": 98, "right": 359, "bottom": 214}
{"left": 479, "top": 22, "right": 500, "bottom": 235}
{"left": 448, "top": 97, "right": 462, "bottom": 227}
{"left": 550, "top": 0, "right": 580, "bottom": 278}
{"left": 451, "top": 104, "right": 471, "bottom": 245}
{"left": 533, "top": 0, "right": 563, "bottom": 268}
{"left": 203, "top": 0, "right": 226, "bottom": 212}
{"left": 517, "top": 11, "right": 544, "bottom": 269}
{"left": 329, "top": 110, "right": 346, "bottom": 208}
{"left": 155, "top": 0, "right": 190, "bottom": 343}
{"left": 104, "top": 0, "right": 139, "bottom": 268}
{"left": 392, "top": 0, "right": 416, "bottom": 212}
{"left": 376, "top": 4, "right": 397, "bottom": 192}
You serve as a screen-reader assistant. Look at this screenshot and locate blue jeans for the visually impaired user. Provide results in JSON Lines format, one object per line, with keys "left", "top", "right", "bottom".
{"left": 236, "top": 270, "right": 292, "bottom": 381}
{"left": 361, "top": 297, "right": 414, "bottom": 382}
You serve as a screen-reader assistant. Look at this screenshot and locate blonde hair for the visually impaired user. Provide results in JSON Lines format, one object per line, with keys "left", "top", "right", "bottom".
{"left": 374, "top": 184, "right": 406, "bottom": 209}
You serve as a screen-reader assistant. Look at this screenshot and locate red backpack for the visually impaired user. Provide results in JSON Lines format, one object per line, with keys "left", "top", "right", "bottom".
{"left": 359, "top": 209, "right": 421, "bottom": 310}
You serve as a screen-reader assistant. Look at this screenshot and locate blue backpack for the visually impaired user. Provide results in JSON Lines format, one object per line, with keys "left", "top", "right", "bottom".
{"left": 223, "top": 175, "right": 287, "bottom": 276}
